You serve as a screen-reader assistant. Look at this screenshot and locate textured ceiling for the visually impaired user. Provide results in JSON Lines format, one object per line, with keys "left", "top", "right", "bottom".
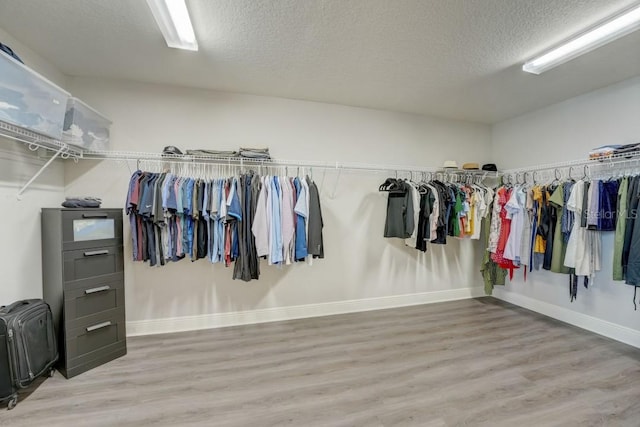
{"left": 0, "top": 0, "right": 639, "bottom": 124}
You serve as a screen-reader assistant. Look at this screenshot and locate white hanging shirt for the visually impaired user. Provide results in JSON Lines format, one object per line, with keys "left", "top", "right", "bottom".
{"left": 564, "top": 180, "right": 601, "bottom": 277}
{"left": 252, "top": 176, "right": 270, "bottom": 257}
{"left": 405, "top": 182, "right": 421, "bottom": 247}
{"left": 504, "top": 187, "right": 525, "bottom": 263}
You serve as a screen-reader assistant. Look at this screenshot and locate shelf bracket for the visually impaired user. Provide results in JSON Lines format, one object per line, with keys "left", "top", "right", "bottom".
{"left": 16, "top": 145, "right": 66, "bottom": 200}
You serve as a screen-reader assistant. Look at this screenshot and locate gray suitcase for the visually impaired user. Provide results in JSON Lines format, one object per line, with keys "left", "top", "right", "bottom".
{"left": 0, "top": 299, "right": 58, "bottom": 410}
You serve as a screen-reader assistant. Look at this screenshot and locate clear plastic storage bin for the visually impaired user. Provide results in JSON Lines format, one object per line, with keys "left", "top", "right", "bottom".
{"left": 0, "top": 52, "right": 70, "bottom": 139}
{"left": 63, "top": 97, "right": 111, "bottom": 151}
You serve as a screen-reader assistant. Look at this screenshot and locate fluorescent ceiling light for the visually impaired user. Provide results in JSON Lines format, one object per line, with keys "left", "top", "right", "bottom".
{"left": 146, "top": 0, "right": 198, "bottom": 51}
{"left": 523, "top": 3, "right": 640, "bottom": 74}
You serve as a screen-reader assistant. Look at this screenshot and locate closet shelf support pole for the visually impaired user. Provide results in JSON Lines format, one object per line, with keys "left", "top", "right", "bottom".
{"left": 16, "top": 145, "right": 66, "bottom": 200}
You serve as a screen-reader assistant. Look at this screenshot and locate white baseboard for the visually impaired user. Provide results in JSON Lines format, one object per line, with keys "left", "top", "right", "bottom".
{"left": 492, "top": 289, "right": 640, "bottom": 349}
{"left": 127, "top": 286, "right": 485, "bottom": 337}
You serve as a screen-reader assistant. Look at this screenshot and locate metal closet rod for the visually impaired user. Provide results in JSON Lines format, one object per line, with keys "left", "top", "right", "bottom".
{"left": 81, "top": 150, "right": 502, "bottom": 176}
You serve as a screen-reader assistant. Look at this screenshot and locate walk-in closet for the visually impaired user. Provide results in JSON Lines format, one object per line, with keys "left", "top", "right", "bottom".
{"left": 1, "top": 1, "right": 639, "bottom": 425}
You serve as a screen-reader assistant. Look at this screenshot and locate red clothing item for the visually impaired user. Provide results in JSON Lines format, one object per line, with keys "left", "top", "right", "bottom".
{"left": 491, "top": 187, "right": 517, "bottom": 275}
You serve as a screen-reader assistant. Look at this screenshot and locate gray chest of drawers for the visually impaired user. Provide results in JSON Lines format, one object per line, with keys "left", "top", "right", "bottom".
{"left": 41, "top": 208, "right": 126, "bottom": 378}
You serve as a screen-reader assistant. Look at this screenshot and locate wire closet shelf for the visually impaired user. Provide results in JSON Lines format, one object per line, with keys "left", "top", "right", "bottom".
{"left": 502, "top": 151, "right": 640, "bottom": 184}
{"left": 0, "top": 121, "right": 86, "bottom": 198}
{"left": 0, "top": 121, "right": 82, "bottom": 158}
{"left": 80, "top": 149, "right": 500, "bottom": 182}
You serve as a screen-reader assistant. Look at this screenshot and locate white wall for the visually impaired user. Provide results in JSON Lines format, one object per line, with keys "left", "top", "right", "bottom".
{"left": 491, "top": 76, "right": 640, "bottom": 345}
{"left": 0, "top": 26, "right": 66, "bottom": 304}
{"left": 65, "top": 77, "right": 491, "bottom": 333}
{"left": 0, "top": 27, "right": 67, "bottom": 89}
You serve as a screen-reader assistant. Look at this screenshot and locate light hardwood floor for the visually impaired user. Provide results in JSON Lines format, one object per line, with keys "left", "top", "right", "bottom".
{"left": 2, "top": 297, "right": 640, "bottom": 426}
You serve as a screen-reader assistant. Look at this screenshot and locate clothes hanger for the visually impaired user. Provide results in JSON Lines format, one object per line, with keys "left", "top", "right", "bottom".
{"left": 548, "top": 168, "right": 562, "bottom": 187}
{"left": 378, "top": 178, "right": 395, "bottom": 191}
{"left": 378, "top": 177, "right": 405, "bottom": 193}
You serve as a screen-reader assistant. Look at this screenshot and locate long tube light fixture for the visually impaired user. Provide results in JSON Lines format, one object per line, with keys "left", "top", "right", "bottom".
{"left": 146, "top": 0, "right": 198, "bottom": 51}
{"left": 523, "top": 3, "right": 640, "bottom": 74}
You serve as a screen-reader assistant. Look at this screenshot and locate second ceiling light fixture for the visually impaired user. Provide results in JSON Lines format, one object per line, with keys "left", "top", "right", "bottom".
{"left": 523, "top": 3, "right": 640, "bottom": 74}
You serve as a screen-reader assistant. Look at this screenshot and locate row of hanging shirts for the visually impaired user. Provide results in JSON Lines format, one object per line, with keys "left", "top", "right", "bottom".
{"left": 125, "top": 165, "right": 324, "bottom": 282}
{"left": 489, "top": 164, "right": 640, "bottom": 308}
{"left": 380, "top": 173, "right": 494, "bottom": 251}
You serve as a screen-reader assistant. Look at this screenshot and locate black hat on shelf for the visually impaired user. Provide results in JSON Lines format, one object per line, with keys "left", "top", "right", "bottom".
{"left": 162, "top": 146, "right": 183, "bottom": 155}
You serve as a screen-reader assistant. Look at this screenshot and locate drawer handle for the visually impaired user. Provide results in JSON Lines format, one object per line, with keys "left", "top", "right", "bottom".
{"left": 83, "top": 250, "right": 109, "bottom": 257}
{"left": 86, "top": 321, "right": 112, "bottom": 332}
{"left": 82, "top": 213, "right": 108, "bottom": 218}
{"left": 85, "top": 285, "right": 111, "bottom": 295}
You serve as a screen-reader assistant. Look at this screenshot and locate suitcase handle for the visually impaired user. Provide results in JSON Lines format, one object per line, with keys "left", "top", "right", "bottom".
{"left": 86, "top": 321, "right": 112, "bottom": 332}
{"left": 82, "top": 213, "right": 108, "bottom": 218}
{"left": 85, "top": 285, "right": 111, "bottom": 295}
{"left": 83, "top": 250, "right": 109, "bottom": 257}
{"left": 1, "top": 300, "right": 31, "bottom": 313}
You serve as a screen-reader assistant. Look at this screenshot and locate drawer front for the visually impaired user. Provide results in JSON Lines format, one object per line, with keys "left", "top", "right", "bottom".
{"left": 65, "top": 344, "right": 126, "bottom": 379}
{"left": 63, "top": 245, "right": 123, "bottom": 282}
{"left": 64, "top": 280, "right": 124, "bottom": 326}
{"left": 66, "top": 308, "right": 126, "bottom": 363}
{"left": 62, "top": 209, "right": 123, "bottom": 251}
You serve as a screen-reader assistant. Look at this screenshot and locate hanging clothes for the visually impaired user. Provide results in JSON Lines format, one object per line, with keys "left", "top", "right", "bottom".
{"left": 481, "top": 193, "right": 507, "bottom": 295}
{"left": 381, "top": 177, "right": 492, "bottom": 251}
{"left": 548, "top": 183, "right": 570, "bottom": 274}
{"left": 563, "top": 179, "right": 601, "bottom": 301}
{"left": 532, "top": 185, "right": 548, "bottom": 270}
{"left": 307, "top": 177, "right": 324, "bottom": 259}
{"left": 485, "top": 168, "right": 640, "bottom": 307}
{"left": 415, "top": 185, "right": 436, "bottom": 252}
{"left": 519, "top": 187, "right": 534, "bottom": 273}
{"left": 598, "top": 180, "right": 619, "bottom": 232}
{"left": 624, "top": 175, "right": 640, "bottom": 306}
{"left": 613, "top": 177, "right": 628, "bottom": 281}
{"left": 491, "top": 186, "right": 518, "bottom": 277}
{"left": 383, "top": 179, "right": 414, "bottom": 239}
{"left": 488, "top": 189, "right": 503, "bottom": 253}
{"left": 504, "top": 186, "right": 525, "bottom": 266}
{"left": 404, "top": 182, "right": 421, "bottom": 247}
{"left": 125, "top": 170, "right": 325, "bottom": 281}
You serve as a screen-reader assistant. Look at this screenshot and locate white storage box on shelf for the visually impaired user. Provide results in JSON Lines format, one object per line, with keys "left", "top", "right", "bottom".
{"left": 0, "top": 51, "right": 70, "bottom": 140}
{"left": 62, "top": 97, "right": 111, "bottom": 151}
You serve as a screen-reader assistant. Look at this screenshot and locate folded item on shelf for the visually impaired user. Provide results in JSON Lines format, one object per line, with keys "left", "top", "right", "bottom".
{"left": 185, "top": 149, "right": 239, "bottom": 157}
{"left": 589, "top": 143, "right": 640, "bottom": 159}
{"left": 239, "top": 147, "right": 269, "bottom": 152}
{"left": 61, "top": 196, "right": 102, "bottom": 208}
{"left": 239, "top": 147, "right": 271, "bottom": 159}
{"left": 614, "top": 143, "right": 640, "bottom": 154}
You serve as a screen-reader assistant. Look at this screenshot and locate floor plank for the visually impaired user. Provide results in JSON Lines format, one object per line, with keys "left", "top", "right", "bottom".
{"left": 2, "top": 297, "right": 639, "bottom": 426}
